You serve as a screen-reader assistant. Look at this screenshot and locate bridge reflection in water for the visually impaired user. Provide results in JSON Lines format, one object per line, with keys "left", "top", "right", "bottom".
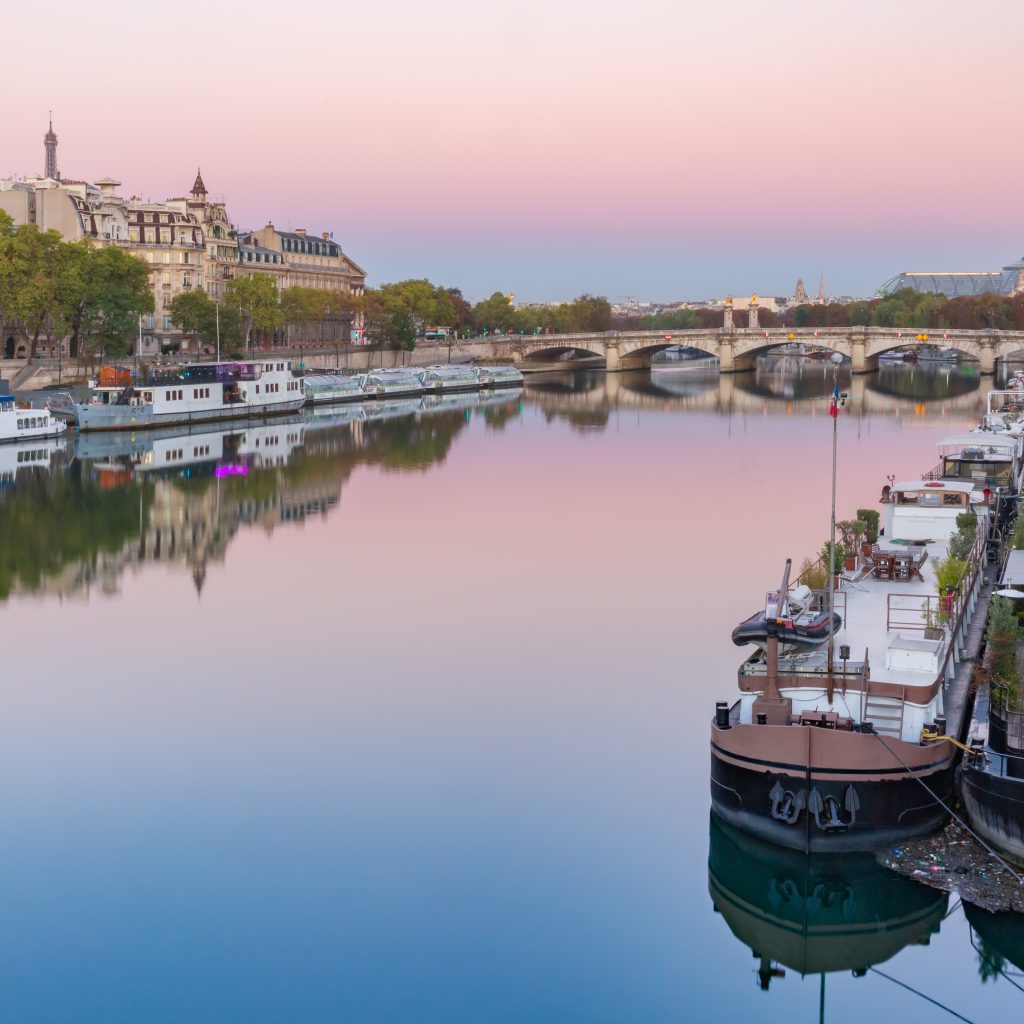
{"left": 525, "top": 357, "right": 996, "bottom": 427}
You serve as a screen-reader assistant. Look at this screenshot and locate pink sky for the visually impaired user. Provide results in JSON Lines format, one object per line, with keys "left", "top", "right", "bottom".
{"left": 5, "top": 0, "right": 1023, "bottom": 299}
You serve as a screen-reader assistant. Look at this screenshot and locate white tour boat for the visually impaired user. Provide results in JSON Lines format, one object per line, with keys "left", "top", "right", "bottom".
{"left": 475, "top": 365, "right": 524, "bottom": 388}
{"left": 0, "top": 393, "right": 67, "bottom": 443}
{"left": 302, "top": 373, "right": 369, "bottom": 405}
{"left": 417, "top": 365, "right": 480, "bottom": 392}
{"left": 49, "top": 360, "right": 305, "bottom": 432}
{"left": 363, "top": 369, "right": 423, "bottom": 398}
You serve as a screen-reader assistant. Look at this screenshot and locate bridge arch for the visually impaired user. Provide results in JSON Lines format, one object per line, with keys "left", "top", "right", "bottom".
{"left": 863, "top": 335, "right": 984, "bottom": 362}
{"left": 514, "top": 341, "right": 606, "bottom": 364}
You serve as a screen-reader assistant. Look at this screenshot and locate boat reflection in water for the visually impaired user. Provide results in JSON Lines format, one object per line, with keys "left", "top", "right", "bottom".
{"left": 965, "top": 903, "right": 1024, "bottom": 981}
{"left": 708, "top": 813, "right": 947, "bottom": 990}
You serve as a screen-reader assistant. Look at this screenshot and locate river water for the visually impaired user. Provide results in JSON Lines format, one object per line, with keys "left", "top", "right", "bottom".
{"left": 1, "top": 360, "right": 1021, "bottom": 1022}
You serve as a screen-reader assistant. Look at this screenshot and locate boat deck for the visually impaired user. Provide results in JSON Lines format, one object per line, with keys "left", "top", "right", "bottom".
{"left": 826, "top": 540, "right": 950, "bottom": 687}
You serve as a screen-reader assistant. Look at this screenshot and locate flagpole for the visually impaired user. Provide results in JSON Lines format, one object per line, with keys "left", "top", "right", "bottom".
{"left": 827, "top": 352, "right": 843, "bottom": 694}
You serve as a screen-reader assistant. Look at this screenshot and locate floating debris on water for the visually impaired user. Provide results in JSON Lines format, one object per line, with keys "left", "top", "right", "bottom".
{"left": 876, "top": 822, "right": 1024, "bottom": 913}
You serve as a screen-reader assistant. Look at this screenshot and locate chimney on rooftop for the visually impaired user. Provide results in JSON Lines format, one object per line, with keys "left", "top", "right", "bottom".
{"left": 294, "top": 228, "right": 306, "bottom": 237}
{"left": 322, "top": 231, "right": 329, "bottom": 241}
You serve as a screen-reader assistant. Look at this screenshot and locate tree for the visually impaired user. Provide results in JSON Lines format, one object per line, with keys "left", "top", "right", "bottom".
{"left": 9, "top": 224, "right": 68, "bottom": 359}
{"left": 62, "top": 244, "right": 152, "bottom": 359}
{"left": 472, "top": 291, "right": 519, "bottom": 334}
{"left": 225, "top": 274, "right": 282, "bottom": 349}
{"left": 169, "top": 288, "right": 216, "bottom": 352}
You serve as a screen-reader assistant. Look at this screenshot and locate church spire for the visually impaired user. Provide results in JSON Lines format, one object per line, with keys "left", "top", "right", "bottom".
{"left": 44, "top": 112, "right": 58, "bottom": 180}
{"left": 191, "top": 168, "right": 207, "bottom": 198}
{"left": 817, "top": 273, "right": 826, "bottom": 303}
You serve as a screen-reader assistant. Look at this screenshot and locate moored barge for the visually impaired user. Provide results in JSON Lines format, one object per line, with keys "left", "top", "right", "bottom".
{"left": 711, "top": 404, "right": 1005, "bottom": 851}
{"left": 50, "top": 360, "right": 304, "bottom": 431}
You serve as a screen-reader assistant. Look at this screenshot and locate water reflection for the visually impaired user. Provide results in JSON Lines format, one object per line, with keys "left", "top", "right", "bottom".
{"left": 965, "top": 903, "right": 1024, "bottom": 982}
{"left": 707, "top": 813, "right": 947, "bottom": 986}
{"left": 0, "top": 389, "right": 523, "bottom": 599}
{"left": 1, "top": 361, "right": 1014, "bottom": 601}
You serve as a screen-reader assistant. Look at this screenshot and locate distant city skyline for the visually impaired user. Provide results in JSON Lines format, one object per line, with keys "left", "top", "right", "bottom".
{"left": 5, "top": 1, "right": 1023, "bottom": 301}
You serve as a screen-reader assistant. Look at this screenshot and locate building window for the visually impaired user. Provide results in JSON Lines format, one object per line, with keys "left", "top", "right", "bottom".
{"left": 145, "top": 228, "right": 155, "bottom": 243}
{"left": 182, "top": 252, "right": 190, "bottom": 264}
{"left": 159, "top": 228, "right": 170, "bottom": 243}
{"left": 162, "top": 272, "right": 170, "bottom": 285}
{"left": 163, "top": 315, "right": 171, "bottom": 330}
{"left": 129, "top": 227, "right": 140, "bottom": 242}
{"left": 183, "top": 272, "right": 192, "bottom": 287}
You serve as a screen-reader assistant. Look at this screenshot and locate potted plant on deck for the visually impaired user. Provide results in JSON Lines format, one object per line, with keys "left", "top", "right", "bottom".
{"left": 820, "top": 539, "right": 850, "bottom": 588}
{"left": 837, "top": 519, "right": 866, "bottom": 571}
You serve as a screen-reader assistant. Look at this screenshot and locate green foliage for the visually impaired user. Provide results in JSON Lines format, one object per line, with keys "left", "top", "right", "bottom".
{"left": 778, "top": 288, "right": 1024, "bottom": 334}
{"left": 1013, "top": 514, "right": 1024, "bottom": 550}
{"left": 948, "top": 512, "right": 978, "bottom": 562}
{"left": 986, "top": 596, "right": 1021, "bottom": 709}
{"left": 935, "top": 555, "right": 969, "bottom": 621}
{"left": 640, "top": 308, "right": 700, "bottom": 330}
{"left": 169, "top": 288, "right": 216, "bottom": 347}
{"left": 472, "top": 293, "right": 612, "bottom": 336}
{"left": 820, "top": 539, "right": 849, "bottom": 576}
{"left": 0, "top": 231, "right": 152, "bottom": 359}
{"left": 856, "top": 508, "right": 879, "bottom": 543}
{"left": 956, "top": 511, "right": 978, "bottom": 535}
{"left": 837, "top": 519, "right": 866, "bottom": 552}
{"left": 225, "top": 273, "right": 282, "bottom": 345}
{"left": 798, "top": 557, "right": 827, "bottom": 591}
{"left": 64, "top": 244, "right": 153, "bottom": 358}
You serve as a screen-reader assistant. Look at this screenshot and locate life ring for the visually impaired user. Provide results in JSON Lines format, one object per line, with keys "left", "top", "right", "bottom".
{"left": 130, "top": 415, "right": 136, "bottom": 425}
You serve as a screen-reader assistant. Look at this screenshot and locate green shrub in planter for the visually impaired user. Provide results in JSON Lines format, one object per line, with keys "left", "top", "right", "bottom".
{"left": 856, "top": 508, "right": 879, "bottom": 544}
{"left": 820, "top": 540, "right": 849, "bottom": 578}
{"left": 935, "top": 555, "right": 969, "bottom": 622}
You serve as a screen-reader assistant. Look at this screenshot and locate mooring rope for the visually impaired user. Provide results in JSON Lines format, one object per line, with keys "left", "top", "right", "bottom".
{"left": 869, "top": 730, "right": 1024, "bottom": 886}
{"left": 868, "top": 967, "right": 976, "bottom": 1023}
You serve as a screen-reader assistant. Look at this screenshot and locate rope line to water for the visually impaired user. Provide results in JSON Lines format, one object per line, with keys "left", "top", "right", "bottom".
{"left": 868, "top": 967, "right": 975, "bottom": 1023}
{"left": 869, "top": 731, "right": 1024, "bottom": 886}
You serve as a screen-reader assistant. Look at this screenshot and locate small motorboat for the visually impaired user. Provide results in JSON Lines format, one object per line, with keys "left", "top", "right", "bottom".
{"left": 731, "top": 609, "right": 841, "bottom": 649}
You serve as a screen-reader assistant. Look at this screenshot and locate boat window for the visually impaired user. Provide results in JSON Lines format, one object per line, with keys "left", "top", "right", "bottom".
{"left": 943, "top": 492, "right": 965, "bottom": 506}
{"left": 17, "top": 419, "right": 23, "bottom": 429}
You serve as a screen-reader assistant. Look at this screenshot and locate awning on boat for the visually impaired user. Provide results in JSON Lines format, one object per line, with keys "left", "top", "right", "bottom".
{"left": 1001, "top": 549, "right": 1024, "bottom": 587}
{"left": 935, "top": 432, "right": 1019, "bottom": 451}
{"left": 892, "top": 480, "right": 975, "bottom": 492}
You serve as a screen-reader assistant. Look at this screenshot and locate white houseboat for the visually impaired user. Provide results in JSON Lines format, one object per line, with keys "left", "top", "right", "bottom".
{"left": 49, "top": 360, "right": 305, "bottom": 432}
{"left": 0, "top": 393, "right": 67, "bottom": 444}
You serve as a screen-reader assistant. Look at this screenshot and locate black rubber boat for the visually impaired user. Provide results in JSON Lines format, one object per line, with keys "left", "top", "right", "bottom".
{"left": 731, "top": 609, "right": 841, "bottom": 648}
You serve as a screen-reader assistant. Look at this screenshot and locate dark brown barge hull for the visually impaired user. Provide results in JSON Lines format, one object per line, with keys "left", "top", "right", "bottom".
{"left": 711, "top": 723, "right": 955, "bottom": 853}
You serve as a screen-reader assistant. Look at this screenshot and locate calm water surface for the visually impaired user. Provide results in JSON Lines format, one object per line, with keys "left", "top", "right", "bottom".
{"left": 1, "top": 361, "right": 1021, "bottom": 1022}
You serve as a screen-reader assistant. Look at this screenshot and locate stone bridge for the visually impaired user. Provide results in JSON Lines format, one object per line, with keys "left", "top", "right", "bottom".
{"left": 483, "top": 326, "right": 1024, "bottom": 374}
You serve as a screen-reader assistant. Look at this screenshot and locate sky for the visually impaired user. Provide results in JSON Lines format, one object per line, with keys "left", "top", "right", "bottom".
{"left": 3, "top": 0, "right": 1023, "bottom": 302}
